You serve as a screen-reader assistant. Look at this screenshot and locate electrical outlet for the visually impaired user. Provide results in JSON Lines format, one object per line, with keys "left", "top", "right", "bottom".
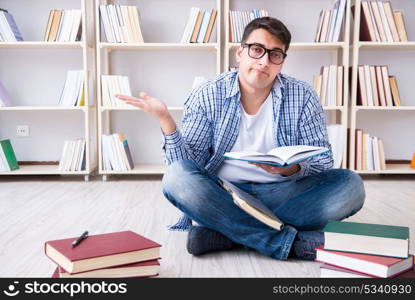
{"left": 16, "top": 125, "right": 29, "bottom": 137}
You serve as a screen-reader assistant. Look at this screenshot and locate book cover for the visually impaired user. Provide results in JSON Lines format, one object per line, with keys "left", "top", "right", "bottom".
{"left": 203, "top": 9, "right": 217, "bottom": 43}
{"left": 316, "top": 246, "right": 413, "bottom": 278}
{"left": 224, "top": 145, "right": 329, "bottom": 167}
{"left": 323, "top": 220, "right": 409, "bottom": 258}
{"left": 58, "top": 260, "right": 160, "bottom": 278}
{"left": 3, "top": 11, "right": 23, "bottom": 41}
{"left": 190, "top": 10, "right": 203, "bottom": 43}
{"left": 220, "top": 179, "right": 284, "bottom": 231}
{"left": 0, "top": 139, "right": 19, "bottom": 171}
{"left": 320, "top": 263, "right": 415, "bottom": 278}
{"left": 393, "top": 11, "right": 408, "bottom": 42}
{"left": 389, "top": 76, "right": 401, "bottom": 106}
{"left": 45, "top": 230, "right": 161, "bottom": 274}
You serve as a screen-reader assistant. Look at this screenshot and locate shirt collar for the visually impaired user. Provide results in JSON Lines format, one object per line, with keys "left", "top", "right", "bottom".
{"left": 226, "top": 71, "right": 285, "bottom": 99}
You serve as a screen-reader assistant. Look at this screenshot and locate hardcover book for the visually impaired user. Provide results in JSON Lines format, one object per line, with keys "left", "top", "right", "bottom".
{"left": 45, "top": 231, "right": 161, "bottom": 274}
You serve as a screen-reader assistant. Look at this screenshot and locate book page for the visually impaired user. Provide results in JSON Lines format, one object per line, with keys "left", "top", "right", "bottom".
{"left": 267, "top": 145, "right": 324, "bottom": 162}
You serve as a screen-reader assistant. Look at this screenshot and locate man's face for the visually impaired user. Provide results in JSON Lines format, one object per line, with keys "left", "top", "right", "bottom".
{"left": 236, "top": 28, "right": 286, "bottom": 91}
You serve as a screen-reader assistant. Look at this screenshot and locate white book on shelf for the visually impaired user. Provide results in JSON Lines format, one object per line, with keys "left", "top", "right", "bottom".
{"left": 197, "top": 10, "right": 211, "bottom": 43}
{"left": 115, "top": 133, "right": 131, "bottom": 171}
{"left": 77, "top": 139, "right": 86, "bottom": 171}
{"left": 65, "top": 10, "right": 75, "bottom": 42}
{"left": 59, "top": 71, "right": 73, "bottom": 106}
{"left": 101, "top": 135, "right": 110, "bottom": 171}
{"left": 58, "top": 141, "right": 69, "bottom": 171}
{"left": 186, "top": 7, "right": 200, "bottom": 43}
{"left": 327, "top": 124, "right": 344, "bottom": 168}
{"left": 319, "top": 10, "right": 330, "bottom": 42}
{"left": 115, "top": 5, "right": 127, "bottom": 43}
{"left": 367, "top": 135, "right": 374, "bottom": 171}
{"left": 76, "top": 72, "right": 84, "bottom": 106}
{"left": 119, "top": 76, "right": 132, "bottom": 107}
{"left": 320, "top": 66, "right": 329, "bottom": 106}
{"left": 0, "top": 11, "right": 15, "bottom": 41}
{"left": 108, "top": 5, "right": 121, "bottom": 43}
{"left": 363, "top": 65, "right": 374, "bottom": 106}
{"left": 377, "top": 1, "right": 393, "bottom": 42}
{"left": 381, "top": 66, "right": 393, "bottom": 106}
{"left": 129, "top": 6, "right": 144, "bottom": 43}
{"left": 328, "top": 0, "right": 339, "bottom": 42}
{"left": 120, "top": 6, "right": 133, "bottom": 43}
{"left": 100, "top": 5, "right": 114, "bottom": 42}
{"left": 107, "top": 76, "right": 118, "bottom": 107}
{"left": 70, "top": 10, "right": 82, "bottom": 42}
{"left": 103, "top": 134, "right": 115, "bottom": 170}
{"left": 229, "top": 10, "right": 235, "bottom": 43}
{"left": 372, "top": 136, "right": 381, "bottom": 171}
{"left": 63, "top": 140, "right": 74, "bottom": 171}
{"left": 70, "top": 139, "right": 80, "bottom": 171}
{"left": 328, "top": 65, "right": 337, "bottom": 107}
{"left": 332, "top": 0, "right": 346, "bottom": 42}
{"left": 181, "top": 7, "right": 196, "bottom": 43}
{"left": 113, "top": 76, "right": 123, "bottom": 107}
{"left": 110, "top": 134, "right": 123, "bottom": 171}
{"left": 315, "top": 10, "right": 324, "bottom": 42}
{"left": 336, "top": 66, "right": 343, "bottom": 106}
{"left": 56, "top": 10, "right": 66, "bottom": 42}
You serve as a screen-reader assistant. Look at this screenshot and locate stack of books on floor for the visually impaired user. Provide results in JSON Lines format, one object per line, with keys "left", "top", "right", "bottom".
{"left": 101, "top": 75, "right": 132, "bottom": 107}
{"left": 44, "top": 9, "right": 82, "bottom": 42}
{"left": 357, "top": 65, "right": 401, "bottom": 106}
{"left": 59, "top": 70, "right": 84, "bottom": 107}
{"left": 314, "top": 0, "right": 347, "bottom": 42}
{"left": 354, "top": 129, "right": 386, "bottom": 171}
{"left": 313, "top": 65, "right": 344, "bottom": 106}
{"left": 0, "top": 8, "right": 23, "bottom": 42}
{"left": 0, "top": 139, "right": 19, "bottom": 172}
{"left": 58, "top": 138, "right": 86, "bottom": 172}
{"left": 229, "top": 9, "right": 268, "bottom": 43}
{"left": 358, "top": 1, "right": 408, "bottom": 42}
{"left": 46, "top": 231, "right": 161, "bottom": 278}
{"left": 181, "top": 8, "right": 217, "bottom": 43}
{"left": 99, "top": 5, "right": 144, "bottom": 43}
{"left": 101, "top": 133, "right": 134, "bottom": 171}
{"left": 0, "top": 79, "right": 12, "bottom": 107}
{"left": 317, "top": 221, "right": 414, "bottom": 278}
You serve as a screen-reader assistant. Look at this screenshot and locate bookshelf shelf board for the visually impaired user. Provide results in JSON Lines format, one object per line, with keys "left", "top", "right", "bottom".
{"left": 357, "top": 164, "right": 415, "bottom": 174}
{"left": 228, "top": 42, "right": 346, "bottom": 50}
{"left": 100, "top": 106, "right": 183, "bottom": 112}
{"left": 100, "top": 164, "right": 165, "bottom": 175}
{"left": 353, "top": 106, "right": 415, "bottom": 111}
{"left": 323, "top": 106, "right": 345, "bottom": 111}
{"left": 0, "top": 42, "right": 83, "bottom": 49}
{"left": 0, "top": 106, "right": 87, "bottom": 111}
{"left": 0, "top": 164, "right": 90, "bottom": 175}
{"left": 100, "top": 43, "right": 219, "bottom": 51}
{"left": 358, "top": 42, "right": 415, "bottom": 50}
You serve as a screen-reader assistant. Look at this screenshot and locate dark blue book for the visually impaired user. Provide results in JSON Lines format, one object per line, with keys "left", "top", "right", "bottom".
{"left": 2, "top": 11, "right": 23, "bottom": 41}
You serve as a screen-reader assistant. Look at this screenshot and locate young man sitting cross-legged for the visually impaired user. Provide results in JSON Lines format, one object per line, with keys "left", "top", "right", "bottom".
{"left": 117, "top": 17, "right": 365, "bottom": 260}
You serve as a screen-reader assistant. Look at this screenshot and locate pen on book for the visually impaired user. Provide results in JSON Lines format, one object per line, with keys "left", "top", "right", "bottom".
{"left": 72, "top": 230, "right": 89, "bottom": 247}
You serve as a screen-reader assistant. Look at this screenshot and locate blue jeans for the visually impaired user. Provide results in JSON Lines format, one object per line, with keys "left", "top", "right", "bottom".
{"left": 162, "top": 160, "right": 365, "bottom": 260}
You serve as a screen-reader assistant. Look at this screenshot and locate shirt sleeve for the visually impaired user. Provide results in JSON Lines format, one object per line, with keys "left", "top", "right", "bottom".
{"left": 161, "top": 87, "right": 213, "bottom": 166}
{"left": 296, "top": 88, "right": 334, "bottom": 177}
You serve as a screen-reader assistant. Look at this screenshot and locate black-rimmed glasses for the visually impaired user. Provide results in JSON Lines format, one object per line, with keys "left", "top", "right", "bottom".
{"left": 242, "top": 43, "right": 287, "bottom": 65}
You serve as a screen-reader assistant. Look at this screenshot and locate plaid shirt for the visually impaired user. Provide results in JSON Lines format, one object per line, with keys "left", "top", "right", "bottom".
{"left": 162, "top": 70, "right": 333, "bottom": 179}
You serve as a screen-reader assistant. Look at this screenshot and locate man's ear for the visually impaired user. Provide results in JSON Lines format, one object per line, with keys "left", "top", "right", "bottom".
{"left": 235, "top": 46, "right": 243, "bottom": 63}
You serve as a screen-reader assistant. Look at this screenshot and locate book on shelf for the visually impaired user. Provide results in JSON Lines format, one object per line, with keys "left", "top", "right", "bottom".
{"left": 315, "top": 0, "right": 346, "bottom": 43}
{"left": 45, "top": 230, "right": 161, "bottom": 274}
{"left": 359, "top": 1, "right": 408, "bottom": 42}
{"left": 314, "top": 65, "right": 344, "bottom": 106}
{"left": 316, "top": 249, "right": 414, "bottom": 278}
{"left": 357, "top": 65, "right": 399, "bottom": 107}
{"left": 229, "top": 9, "right": 268, "bottom": 43}
{"left": 224, "top": 145, "right": 329, "bottom": 167}
{"left": 101, "top": 75, "right": 132, "bottom": 107}
{"left": 0, "top": 10, "right": 23, "bottom": 42}
{"left": 327, "top": 124, "right": 344, "bottom": 168}
{"left": 100, "top": 5, "right": 143, "bottom": 43}
{"left": 220, "top": 179, "right": 284, "bottom": 231}
{"left": 44, "top": 9, "right": 82, "bottom": 42}
{"left": 0, "top": 79, "right": 12, "bottom": 107}
{"left": 53, "top": 260, "right": 160, "bottom": 278}
{"left": 59, "top": 70, "right": 84, "bottom": 107}
{"left": 0, "top": 139, "right": 19, "bottom": 172}
{"left": 101, "top": 133, "right": 134, "bottom": 171}
{"left": 58, "top": 139, "right": 86, "bottom": 172}
{"left": 181, "top": 8, "right": 217, "bottom": 44}
{"left": 322, "top": 221, "right": 409, "bottom": 258}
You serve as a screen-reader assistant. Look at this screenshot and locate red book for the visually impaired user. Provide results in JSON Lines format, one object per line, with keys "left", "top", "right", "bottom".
{"left": 45, "top": 231, "right": 161, "bottom": 274}
{"left": 51, "top": 260, "right": 160, "bottom": 278}
{"left": 320, "top": 263, "right": 415, "bottom": 278}
{"left": 316, "top": 246, "right": 414, "bottom": 278}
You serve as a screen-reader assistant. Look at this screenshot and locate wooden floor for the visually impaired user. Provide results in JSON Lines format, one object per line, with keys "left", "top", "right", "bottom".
{"left": 0, "top": 174, "right": 414, "bottom": 278}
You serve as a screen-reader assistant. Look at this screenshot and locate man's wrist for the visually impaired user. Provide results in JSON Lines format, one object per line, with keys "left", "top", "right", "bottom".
{"left": 281, "top": 164, "right": 300, "bottom": 176}
{"left": 159, "top": 113, "right": 176, "bottom": 134}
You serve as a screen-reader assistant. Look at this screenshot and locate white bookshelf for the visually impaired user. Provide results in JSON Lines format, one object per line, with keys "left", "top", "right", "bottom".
{"left": 95, "top": 0, "right": 221, "bottom": 179}
{"left": 223, "top": 0, "right": 351, "bottom": 169}
{"left": 0, "top": 0, "right": 97, "bottom": 181}
{"left": 349, "top": 0, "right": 415, "bottom": 174}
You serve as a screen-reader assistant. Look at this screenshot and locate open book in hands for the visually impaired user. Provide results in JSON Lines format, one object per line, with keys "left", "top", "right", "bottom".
{"left": 220, "top": 179, "right": 284, "bottom": 231}
{"left": 224, "top": 145, "right": 329, "bottom": 167}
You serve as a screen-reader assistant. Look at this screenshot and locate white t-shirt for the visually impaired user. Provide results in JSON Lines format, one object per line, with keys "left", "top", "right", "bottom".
{"left": 217, "top": 92, "right": 284, "bottom": 183}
